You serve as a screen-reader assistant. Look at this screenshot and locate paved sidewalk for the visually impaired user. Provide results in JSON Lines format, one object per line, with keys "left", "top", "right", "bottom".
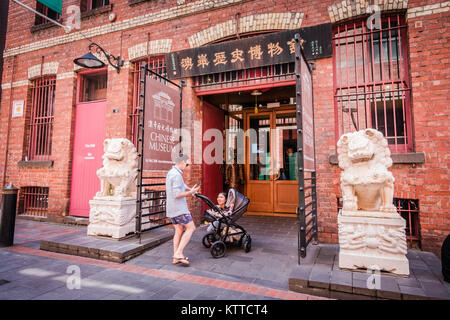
{"left": 0, "top": 217, "right": 325, "bottom": 300}
{"left": 289, "top": 243, "right": 450, "bottom": 300}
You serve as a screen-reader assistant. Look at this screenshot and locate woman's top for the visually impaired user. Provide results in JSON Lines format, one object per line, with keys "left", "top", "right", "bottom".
{"left": 219, "top": 205, "right": 233, "bottom": 216}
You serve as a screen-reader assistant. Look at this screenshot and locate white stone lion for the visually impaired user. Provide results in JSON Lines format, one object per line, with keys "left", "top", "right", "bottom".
{"left": 337, "top": 128, "right": 396, "bottom": 213}
{"left": 96, "top": 138, "right": 138, "bottom": 198}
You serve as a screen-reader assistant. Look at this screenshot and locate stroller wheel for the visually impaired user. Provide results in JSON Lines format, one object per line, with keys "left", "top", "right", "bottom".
{"left": 243, "top": 235, "right": 252, "bottom": 253}
{"left": 202, "top": 233, "right": 217, "bottom": 248}
{"left": 210, "top": 241, "right": 226, "bottom": 258}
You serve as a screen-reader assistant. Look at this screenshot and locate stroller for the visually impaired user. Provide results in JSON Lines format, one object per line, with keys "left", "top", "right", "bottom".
{"left": 194, "top": 189, "right": 251, "bottom": 258}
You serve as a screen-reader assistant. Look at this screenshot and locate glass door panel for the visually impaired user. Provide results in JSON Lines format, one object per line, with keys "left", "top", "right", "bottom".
{"left": 273, "top": 112, "right": 298, "bottom": 213}
{"left": 249, "top": 115, "right": 272, "bottom": 181}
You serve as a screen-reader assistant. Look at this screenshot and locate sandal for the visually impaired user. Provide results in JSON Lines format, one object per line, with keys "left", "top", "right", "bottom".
{"left": 174, "top": 256, "right": 190, "bottom": 266}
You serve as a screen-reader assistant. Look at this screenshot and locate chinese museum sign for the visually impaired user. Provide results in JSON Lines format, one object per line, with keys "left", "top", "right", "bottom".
{"left": 143, "top": 76, "right": 181, "bottom": 171}
{"left": 166, "top": 23, "right": 331, "bottom": 79}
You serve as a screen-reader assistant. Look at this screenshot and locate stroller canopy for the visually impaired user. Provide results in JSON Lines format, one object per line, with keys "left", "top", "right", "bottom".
{"left": 226, "top": 189, "right": 250, "bottom": 222}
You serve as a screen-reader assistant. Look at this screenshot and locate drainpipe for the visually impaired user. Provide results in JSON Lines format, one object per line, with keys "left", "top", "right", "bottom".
{"left": 2, "top": 55, "right": 17, "bottom": 188}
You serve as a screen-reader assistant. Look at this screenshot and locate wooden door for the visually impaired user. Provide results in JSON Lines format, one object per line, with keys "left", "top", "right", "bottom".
{"left": 245, "top": 108, "right": 298, "bottom": 214}
{"left": 272, "top": 111, "right": 298, "bottom": 213}
{"left": 69, "top": 101, "right": 106, "bottom": 217}
{"left": 246, "top": 111, "right": 274, "bottom": 212}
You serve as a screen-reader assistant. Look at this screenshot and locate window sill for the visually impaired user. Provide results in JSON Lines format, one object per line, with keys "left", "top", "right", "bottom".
{"left": 31, "top": 20, "right": 63, "bottom": 33}
{"left": 81, "top": 4, "right": 113, "bottom": 19}
{"left": 329, "top": 152, "right": 425, "bottom": 165}
{"left": 128, "top": 0, "right": 153, "bottom": 5}
{"left": 18, "top": 160, "right": 54, "bottom": 168}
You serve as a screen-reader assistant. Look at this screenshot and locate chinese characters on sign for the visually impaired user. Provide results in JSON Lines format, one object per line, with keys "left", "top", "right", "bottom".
{"left": 143, "top": 76, "right": 181, "bottom": 171}
{"left": 166, "top": 23, "right": 331, "bottom": 79}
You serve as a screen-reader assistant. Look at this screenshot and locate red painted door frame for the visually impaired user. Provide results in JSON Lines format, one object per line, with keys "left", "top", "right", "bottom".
{"left": 201, "top": 101, "right": 224, "bottom": 214}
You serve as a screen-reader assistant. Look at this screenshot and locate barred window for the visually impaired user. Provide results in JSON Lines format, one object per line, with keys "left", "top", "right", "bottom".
{"left": 80, "top": 0, "right": 110, "bottom": 12}
{"left": 333, "top": 14, "right": 413, "bottom": 153}
{"left": 394, "top": 198, "right": 420, "bottom": 247}
{"left": 18, "top": 187, "right": 49, "bottom": 218}
{"left": 194, "top": 62, "right": 295, "bottom": 93}
{"left": 131, "top": 56, "right": 167, "bottom": 146}
{"left": 27, "top": 77, "right": 56, "bottom": 160}
{"left": 337, "top": 197, "right": 421, "bottom": 247}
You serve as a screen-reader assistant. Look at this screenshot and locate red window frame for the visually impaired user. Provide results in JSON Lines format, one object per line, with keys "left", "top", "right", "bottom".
{"left": 35, "top": 1, "right": 60, "bottom": 26}
{"left": 333, "top": 14, "right": 413, "bottom": 153}
{"left": 131, "top": 56, "right": 167, "bottom": 146}
{"left": 27, "top": 77, "right": 56, "bottom": 161}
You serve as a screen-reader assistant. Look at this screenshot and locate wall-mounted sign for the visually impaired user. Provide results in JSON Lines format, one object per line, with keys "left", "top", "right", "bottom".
{"left": 12, "top": 100, "right": 24, "bottom": 118}
{"left": 143, "top": 76, "right": 181, "bottom": 171}
{"left": 165, "top": 23, "right": 331, "bottom": 79}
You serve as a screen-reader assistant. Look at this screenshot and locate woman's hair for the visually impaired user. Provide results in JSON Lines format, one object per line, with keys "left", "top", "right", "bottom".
{"left": 218, "top": 192, "right": 227, "bottom": 199}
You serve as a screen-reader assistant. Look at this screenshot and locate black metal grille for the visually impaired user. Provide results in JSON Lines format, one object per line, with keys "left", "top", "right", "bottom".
{"left": 294, "top": 34, "right": 318, "bottom": 264}
{"left": 18, "top": 187, "right": 49, "bottom": 217}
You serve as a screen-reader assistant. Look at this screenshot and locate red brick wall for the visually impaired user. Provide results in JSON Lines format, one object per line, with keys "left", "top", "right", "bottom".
{"left": 405, "top": 7, "right": 450, "bottom": 255}
{"left": 0, "top": 0, "right": 449, "bottom": 256}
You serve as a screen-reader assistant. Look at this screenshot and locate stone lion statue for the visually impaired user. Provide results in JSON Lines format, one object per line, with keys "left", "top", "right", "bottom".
{"left": 96, "top": 138, "right": 138, "bottom": 198}
{"left": 337, "top": 128, "right": 396, "bottom": 213}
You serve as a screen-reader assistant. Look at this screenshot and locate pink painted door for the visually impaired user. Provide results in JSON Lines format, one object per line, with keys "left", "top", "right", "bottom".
{"left": 201, "top": 102, "right": 224, "bottom": 214}
{"left": 69, "top": 101, "right": 106, "bottom": 217}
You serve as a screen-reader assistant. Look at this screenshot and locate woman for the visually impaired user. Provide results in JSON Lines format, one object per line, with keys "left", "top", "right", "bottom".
{"left": 207, "top": 192, "right": 234, "bottom": 232}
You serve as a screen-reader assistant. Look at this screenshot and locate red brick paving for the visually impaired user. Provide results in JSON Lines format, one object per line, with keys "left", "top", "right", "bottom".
{"left": 14, "top": 229, "right": 81, "bottom": 245}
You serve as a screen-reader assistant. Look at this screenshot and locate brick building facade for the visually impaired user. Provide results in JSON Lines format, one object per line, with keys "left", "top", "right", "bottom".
{"left": 0, "top": 1, "right": 10, "bottom": 104}
{"left": 0, "top": 0, "right": 449, "bottom": 256}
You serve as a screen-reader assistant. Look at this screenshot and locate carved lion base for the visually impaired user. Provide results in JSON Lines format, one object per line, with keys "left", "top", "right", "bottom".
{"left": 338, "top": 210, "right": 410, "bottom": 276}
{"left": 87, "top": 197, "right": 136, "bottom": 239}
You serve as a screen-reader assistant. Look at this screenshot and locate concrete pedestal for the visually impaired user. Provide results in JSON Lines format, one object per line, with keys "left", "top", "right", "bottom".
{"left": 87, "top": 197, "right": 136, "bottom": 239}
{"left": 338, "top": 210, "right": 410, "bottom": 276}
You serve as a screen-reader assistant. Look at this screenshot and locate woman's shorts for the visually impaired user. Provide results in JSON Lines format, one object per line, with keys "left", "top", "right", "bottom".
{"left": 171, "top": 213, "right": 193, "bottom": 226}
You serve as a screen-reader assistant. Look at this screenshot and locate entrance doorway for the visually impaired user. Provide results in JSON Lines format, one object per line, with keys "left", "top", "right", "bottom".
{"left": 201, "top": 85, "right": 298, "bottom": 216}
{"left": 69, "top": 70, "right": 107, "bottom": 217}
{"left": 245, "top": 108, "right": 298, "bottom": 214}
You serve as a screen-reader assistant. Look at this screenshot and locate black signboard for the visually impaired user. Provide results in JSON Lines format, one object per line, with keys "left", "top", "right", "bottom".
{"left": 165, "top": 23, "right": 331, "bottom": 79}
